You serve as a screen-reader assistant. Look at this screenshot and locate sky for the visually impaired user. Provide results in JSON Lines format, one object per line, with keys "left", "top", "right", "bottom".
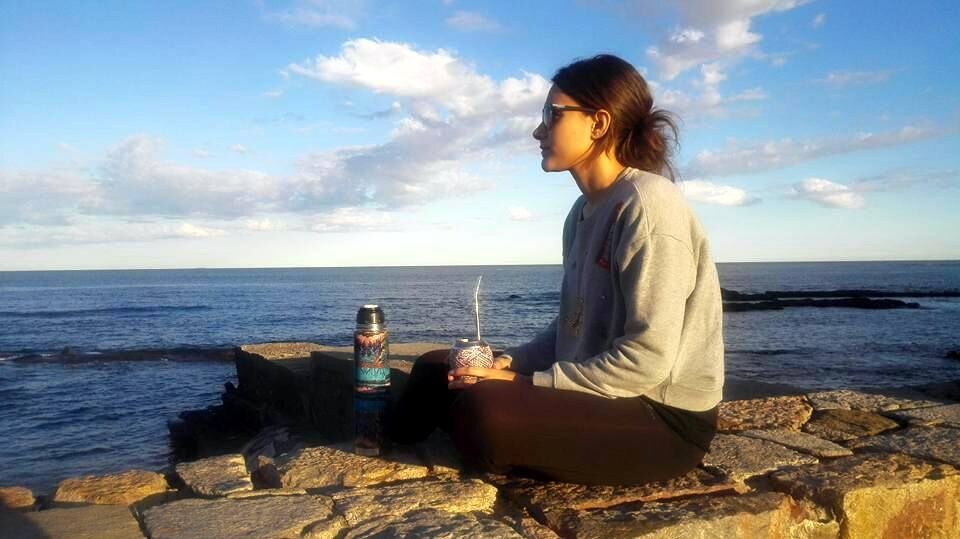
{"left": 1, "top": 0, "right": 958, "bottom": 270}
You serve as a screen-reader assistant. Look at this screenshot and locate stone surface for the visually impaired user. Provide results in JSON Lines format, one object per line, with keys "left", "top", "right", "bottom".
{"left": 848, "top": 426, "right": 960, "bottom": 468}
{"left": 802, "top": 408, "right": 900, "bottom": 441}
{"left": 493, "top": 467, "right": 744, "bottom": 520}
{"left": 302, "top": 514, "right": 348, "bottom": 538}
{"left": 342, "top": 508, "right": 522, "bottom": 538}
{"left": 717, "top": 395, "right": 813, "bottom": 432}
{"left": 226, "top": 487, "right": 307, "bottom": 499}
{"left": 268, "top": 444, "right": 430, "bottom": 489}
{"left": 886, "top": 403, "right": 960, "bottom": 428}
{"left": 0, "top": 504, "right": 145, "bottom": 539}
{"left": 52, "top": 469, "right": 171, "bottom": 506}
{"left": 176, "top": 453, "right": 253, "bottom": 497}
{"left": 546, "top": 491, "right": 837, "bottom": 539}
{"left": 806, "top": 388, "right": 943, "bottom": 412}
{"left": 331, "top": 478, "right": 498, "bottom": 526}
{"left": 142, "top": 494, "right": 335, "bottom": 539}
{"left": 770, "top": 453, "right": 960, "bottom": 538}
{"left": 411, "top": 430, "right": 463, "bottom": 476}
{"left": 702, "top": 434, "right": 818, "bottom": 481}
{"left": 741, "top": 428, "right": 853, "bottom": 458}
{"left": 0, "top": 486, "right": 35, "bottom": 509}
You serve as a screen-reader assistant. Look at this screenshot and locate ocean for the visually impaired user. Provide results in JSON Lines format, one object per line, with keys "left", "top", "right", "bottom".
{"left": 2, "top": 261, "right": 959, "bottom": 493}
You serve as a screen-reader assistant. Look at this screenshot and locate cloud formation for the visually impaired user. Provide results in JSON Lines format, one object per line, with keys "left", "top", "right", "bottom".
{"left": 788, "top": 178, "right": 865, "bottom": 209}
{"left": 634, "top": 0, "right": 809, "bottom": 80}
{"left": 679, "top": 179, "right": 760, "bottom": 206}
{"left": 688, "top": 125, "right": 949, "bottom": 177}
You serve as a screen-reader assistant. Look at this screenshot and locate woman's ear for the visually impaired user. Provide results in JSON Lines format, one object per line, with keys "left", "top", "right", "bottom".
{"left": 591, "top": 109, "right": 612, "bottom": 140}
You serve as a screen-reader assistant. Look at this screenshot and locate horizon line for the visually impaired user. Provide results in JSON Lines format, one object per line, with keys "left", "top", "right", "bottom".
{"left": 1, "top": 258, "right": 959, "bottom": 273}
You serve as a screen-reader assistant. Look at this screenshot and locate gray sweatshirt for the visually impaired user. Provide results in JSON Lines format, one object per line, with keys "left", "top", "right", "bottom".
{"left": 502, "top": 167, "right": 724, "bottom": 412}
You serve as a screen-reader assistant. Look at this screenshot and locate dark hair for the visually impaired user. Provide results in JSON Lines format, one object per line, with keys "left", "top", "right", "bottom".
{"left": 552, "top": 54, "right": 680, "bottom": 181}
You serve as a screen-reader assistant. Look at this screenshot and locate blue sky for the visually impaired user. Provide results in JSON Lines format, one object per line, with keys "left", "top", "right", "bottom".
{"left": 1, "top": 0, "right": 958, "bottom": 270}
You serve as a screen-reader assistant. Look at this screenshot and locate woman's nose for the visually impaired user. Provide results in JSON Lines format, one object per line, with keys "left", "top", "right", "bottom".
{"left": 532, "top": 122, "right": 545, "bottom": 140}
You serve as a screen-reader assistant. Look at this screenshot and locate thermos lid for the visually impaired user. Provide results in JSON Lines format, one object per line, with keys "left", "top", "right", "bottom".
{"left": 357, "top": 304, "right": 385, "bottom": 325}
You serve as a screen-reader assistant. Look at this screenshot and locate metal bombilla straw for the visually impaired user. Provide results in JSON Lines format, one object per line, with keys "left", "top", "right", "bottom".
{"left": 474, "top": 276, "right": 482, "bottom": 343}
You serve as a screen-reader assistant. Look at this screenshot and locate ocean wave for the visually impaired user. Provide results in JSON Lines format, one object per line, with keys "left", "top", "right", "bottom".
{"left": 0, "top": 305, "right": 211, "bottom": 318}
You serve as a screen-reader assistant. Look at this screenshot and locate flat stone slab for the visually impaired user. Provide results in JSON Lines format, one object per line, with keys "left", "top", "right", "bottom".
{"left": 492, "top": 468, "right": 744, "bottom": 519}
{"left": 238, "top": 342, "right": 329, "bottom": 360}
{"left": 268, "top": 445, "right": 430, "bottom": 489}
{"left": 770, "top": 453, "right": 960, "bottom": 538}
{"left": 227, "top": 488, "right": 307, "bottom": 499}
{"left": 806, "top": 389, "right": 943, "bottom": 412}
{"left": 52, "top": 469, "right": 171, "bottom": 506}
{"left": 341, "top": 508, "right": 521, "bottom": 538}
{"left": 0, "top": 486, "right": 35, "bottom": 509}
{"left": 885, "top": 403, "right": 960, "bottom": 428}
{"left": 331, "top": 478, "right": 498, "bottom": 526}
{"left": 718, "top": 395, "right": 812, "bottom": 432}
{"left": 802, "top": 408, "right": 900, "bottom": 441}
{"left": 176, "top": 453, "right": 253, "bottom": 497}
{"left": 142, "top": 494, "right": 336, "bottom": 539}
{"left": 741, "top": 428, "right": 853, "bottom": 458}
{"left": 0, "top": 504, "right": 144, "bottom": 539}
{"left": 546, "top": 491, "right": 837, "bottom": 539}
{"left": 702, "top": 434, "right": 818, "bottom": 482}
{"left": 848, "top": 426, "right": 960, "bottom": 468}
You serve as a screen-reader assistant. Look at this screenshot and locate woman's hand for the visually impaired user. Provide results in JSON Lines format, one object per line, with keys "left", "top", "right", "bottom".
{"left": 447, "top": 366, "right": 532, "bottom": 389}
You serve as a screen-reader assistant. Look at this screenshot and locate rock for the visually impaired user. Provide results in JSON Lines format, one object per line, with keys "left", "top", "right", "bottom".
{"left": 546, "top": 492, "right": 837, "bottom": 539}
{"left": 806, "top": 388, "right": 943, "bottom": 412}
{"left": 331, "top": 478, "right": 498, "bottom": 526}
{"left": 0, "top": 486, "right": 35, "bottom": 509}
{"left": 802, "top": 408, "right": 900, "bottom": 441}
{"left": 267, "top": 444, "right": 430, "bottom": 489}
{"left": 916, "top": 379, "right": 960, "bottom": 402}
{"left": 947, "top": 350, "right": 960, "bottom": 360}
{"left": 717, "top": 395, "right": 812, "bottom": 432}
{"left": 52, "top": 469, "right": 171, "bottom": 506}
{"left": 226, "top": 488, "right": 307, "bottom": 499}
{"left": 302, "top": 514, "right": 348, "bottom": 538}
{"left": 341, "top": 508, "right": 522, "bottom": 538}
{"left": 175, "top": 453, "right": 253, "bottom": 497}
{"left": 142, "top": 494, "right": 336, "bottom": 539}
{"left": 848, "top": 426, "right": 960, "bottom": 468}
{"left": 885, "top": 403, "right": 960, "bottom": 428}
{"left": 741, "top": 429, "right": 853, "bottom": 458}
{"left": 0, "top": 504, "right": 144, "bottom": 539}
{"left": 492, "top": 467, "right": 744, "bottom": 522}
{"left": 770, "top": 453, "right": 960, "bottom": 538}
{"left": 702, "top": 434, "right": 818, "bottom": 482}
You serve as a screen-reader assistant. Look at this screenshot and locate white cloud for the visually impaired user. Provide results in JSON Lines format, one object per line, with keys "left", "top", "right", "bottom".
{"left": 446, "top": 11, "right": 502, "bottom": 32}
{"left": 231, "top": 143, "right": 251, "bottom": 154}
{"left": 636, "top": 0, "right": 809, "bottom": 80}
{"left": 308, "top": 206, "right": 395, "bottom": 232}
{"left": 688, "top": 125, "right": 949, "bottom": 177}
{"left": 176, "top": 222, "right": 227, "bottom": 237}
{"left": 245, "top": 218, "right": 286, "bottom": 232}
{"left": 0, "top": 219, "right": 228, "bottom": 247}
{"left": 812, "top": 13, "right": 826, "bottom": 28}
{"left": 193, "top": 149, "right": 211, "bottom": 158}
{"left": 700, "top": 63, "right": 726, "bottom": 85}
{"left": 508, "top": 206, "right": 534, "bottom": 221}
{"left": 679, "top": 179, "right": 760, "bottom": 206}
{"left": 788, "top": 178, "right": 865, "bottom": 209}
{"left": 817, "top": 70, "right": 894, "bottom": 87}
{"left": 264, "top": 1, "right": 362, "bottom": 30}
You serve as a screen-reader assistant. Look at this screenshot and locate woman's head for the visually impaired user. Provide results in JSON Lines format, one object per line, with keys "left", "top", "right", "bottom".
{"left": 533, "top": 54, "right": 679, "bottom": 181}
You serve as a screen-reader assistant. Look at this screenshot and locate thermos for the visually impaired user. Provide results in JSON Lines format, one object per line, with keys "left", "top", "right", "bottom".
{"left": 353, "top": 304, "right": 389, "bottom": 456}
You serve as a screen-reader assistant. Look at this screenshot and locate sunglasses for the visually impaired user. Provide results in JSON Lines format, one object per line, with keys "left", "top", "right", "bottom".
{"left": 542, "top": 103, "right": 598, "bottom": 129}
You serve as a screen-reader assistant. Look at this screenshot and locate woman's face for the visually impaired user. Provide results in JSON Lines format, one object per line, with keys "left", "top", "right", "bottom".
{"left": 532, "top": 85, "right": 597, "bottom": 172}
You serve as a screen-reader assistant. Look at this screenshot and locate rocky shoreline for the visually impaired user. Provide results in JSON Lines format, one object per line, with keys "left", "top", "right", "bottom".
{"left": 3, "top": 341, "right": 960, "bottom": 538}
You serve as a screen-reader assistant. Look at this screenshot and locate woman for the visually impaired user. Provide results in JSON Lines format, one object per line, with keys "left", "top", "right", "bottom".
{"left": 387, "top": 54, "right": 724, "bottom": 486}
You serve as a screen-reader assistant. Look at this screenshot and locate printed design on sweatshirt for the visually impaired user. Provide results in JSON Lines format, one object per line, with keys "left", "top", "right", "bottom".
{"left": 595, "top": 202, "right": 626, "bottom": 270}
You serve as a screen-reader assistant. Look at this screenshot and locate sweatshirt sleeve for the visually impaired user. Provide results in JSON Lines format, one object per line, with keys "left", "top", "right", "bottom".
{"left": 532, "top": 233, "right": 696, "bottom": 398}
{"left": 499, "top": 315, "right": 558, "bottom": 375}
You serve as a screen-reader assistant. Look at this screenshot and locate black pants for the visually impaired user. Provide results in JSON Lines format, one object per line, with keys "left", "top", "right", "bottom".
{"left": 387, "top": 349, "right": 711, "bottom": 486}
